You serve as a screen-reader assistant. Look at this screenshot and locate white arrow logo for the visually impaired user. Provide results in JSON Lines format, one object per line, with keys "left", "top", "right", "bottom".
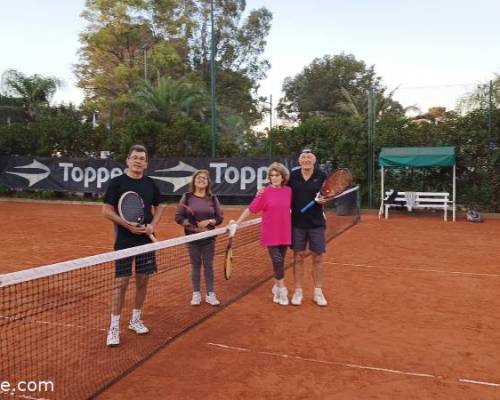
{"left": 6, "top": 160, "right": 50, "bottom": 187}
{"left": 149, "top": 161, "right": 197, "bottom": 192}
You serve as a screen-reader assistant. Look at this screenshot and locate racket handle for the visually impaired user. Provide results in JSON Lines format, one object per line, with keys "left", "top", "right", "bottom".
{"left": 149, "top": 234, "right": 158, "bottom": 242}
{"left": 300, "top": 200, "right": 316, "bottom": 213}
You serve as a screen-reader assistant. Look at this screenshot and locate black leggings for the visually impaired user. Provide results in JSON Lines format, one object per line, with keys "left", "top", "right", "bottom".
{"left": 267, "top": 245, "right": 288, "bottom": 280}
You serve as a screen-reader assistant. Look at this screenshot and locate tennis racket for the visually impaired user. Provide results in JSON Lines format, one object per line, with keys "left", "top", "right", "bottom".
{"left": 224, "top": 222, "right": 238, "bottom": 280}
{"left": 118, "top": 191, "right": 157, "bottom": 242}
{"left": 300, "top": 169, "right": 353, "bottom": 213}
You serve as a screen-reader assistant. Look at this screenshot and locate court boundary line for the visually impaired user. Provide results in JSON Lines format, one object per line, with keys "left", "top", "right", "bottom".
{"left": 324, "top": 261, "right": 500, "bottom": 278}
{"left": 0, "top": 392, "right": 49, "bottom": 400}
{"left": 207, "top": 342, "right": 500, "bottom": 389}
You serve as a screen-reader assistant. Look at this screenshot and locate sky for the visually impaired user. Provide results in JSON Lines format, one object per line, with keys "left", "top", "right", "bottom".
{"left": 1, "top": 0, "right": 499, "bottom": 121}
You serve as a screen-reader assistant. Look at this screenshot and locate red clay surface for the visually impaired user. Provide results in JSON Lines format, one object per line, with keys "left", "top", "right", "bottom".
{"left": 0, "top": 200, "right": 243, "bottom": 273}
{"left": 98, "top": 213, "right": 500, "bottom": 400}
{"left": 2, "top": 201, "right": 500, "bottom": 399}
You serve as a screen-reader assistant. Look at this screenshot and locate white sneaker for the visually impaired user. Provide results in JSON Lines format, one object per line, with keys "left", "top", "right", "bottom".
{"left": 278, "top": 287, "right": 289, "bottom": 306}
{"left": 291, "top": 289, "right": 303, "bottom": 306}
{"left": 128, "top": 319, "right": 149, "bottom": 335}
{"left": 313, "top": 288, "right": 328, "bottom": 307}
{"left": 272, "top": 284, "right": 279, "bottom": 303}
{"left": 205, "top": 292, "right": 220, "bottom": 306}
{"left": 191, "top": 291, "right": 202, "bottom": 306}
{"left": 106, "top": 327, "right": 120, "bottom": 347}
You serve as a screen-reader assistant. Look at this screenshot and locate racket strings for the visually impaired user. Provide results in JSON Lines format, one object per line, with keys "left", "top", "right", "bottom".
{"left": 120, "top": 193, "right": 146, "bottom": 225}
{"left": 322, "top": 170, "right": 353, "bottom": 197}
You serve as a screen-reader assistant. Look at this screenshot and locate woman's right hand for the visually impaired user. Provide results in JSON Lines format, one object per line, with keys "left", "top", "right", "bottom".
{"left": 197, "top": 219, "right": 213, "bottom": 228}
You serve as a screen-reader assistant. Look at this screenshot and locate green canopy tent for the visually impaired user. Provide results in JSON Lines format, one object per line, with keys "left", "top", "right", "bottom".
{"left": 378, "top": 146, "right": 456, "bottom": 221}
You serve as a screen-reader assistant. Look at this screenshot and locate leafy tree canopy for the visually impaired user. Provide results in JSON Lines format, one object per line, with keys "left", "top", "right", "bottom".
{"left": 277, "top": 53, "right": 402, "bottom": 122}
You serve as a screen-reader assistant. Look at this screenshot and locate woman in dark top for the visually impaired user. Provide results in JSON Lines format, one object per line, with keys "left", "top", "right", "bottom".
{"left": 175, "top": 169, "right": 224, "bottom": 306}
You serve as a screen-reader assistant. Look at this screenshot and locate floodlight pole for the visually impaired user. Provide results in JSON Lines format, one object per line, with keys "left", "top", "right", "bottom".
{"left": 488, "top": 80, "right": 493, "bottom": 142}
{"left": 210, "top": 0, "right": 217, "bottom": 157}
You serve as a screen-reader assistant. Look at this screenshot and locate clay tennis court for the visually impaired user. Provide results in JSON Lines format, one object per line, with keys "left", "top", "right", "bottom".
{"left": 2, "top": 201, "right": 500, "bottom": 399}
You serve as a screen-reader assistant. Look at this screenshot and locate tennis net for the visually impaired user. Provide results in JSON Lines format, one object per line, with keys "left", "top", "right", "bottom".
{"left": 0, "top": 187, "right": 360, "bottom": 400}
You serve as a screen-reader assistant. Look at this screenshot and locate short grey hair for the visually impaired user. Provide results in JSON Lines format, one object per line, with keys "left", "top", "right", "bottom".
{"left": 127, "top": 144, "right": 148, "bottom": 160}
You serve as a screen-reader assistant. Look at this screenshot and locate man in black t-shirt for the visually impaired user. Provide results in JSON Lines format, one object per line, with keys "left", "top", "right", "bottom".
{"left": 103, "top": 145, "right": 163, "bottom": 347}
{"left": 288, "top": 147, "right": 329, "bottom": 307}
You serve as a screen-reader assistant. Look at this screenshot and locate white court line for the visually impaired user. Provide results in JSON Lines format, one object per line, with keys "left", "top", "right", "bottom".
{"left": 0, "top": 315, "right": 107, "bottom": 332}
{"left": 324, "top": 261, "right": 500, "bottom": 278}
{"left": 208, "top": 342, "right": 251, "bottom": 352}
{"left": 458, "top": 379, "right": 500, "bottom": 387}
{"left": 207, "top": 342, "right": 500, "bottom": 389}
{"left": 208, "top": 343, "right": 435, "bottom": 379}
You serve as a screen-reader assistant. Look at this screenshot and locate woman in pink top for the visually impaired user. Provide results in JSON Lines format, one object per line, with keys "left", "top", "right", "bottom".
{"left": 234, "top": 162, "right": 292, "bottom": 305}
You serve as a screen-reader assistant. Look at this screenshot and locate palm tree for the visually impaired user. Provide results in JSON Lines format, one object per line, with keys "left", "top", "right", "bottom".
{"left": 0, "top": 69, "right": 62, "bottom": 121}
{"left": 336, "top": 86, "right": 417, "bottom": 118}
{"left": 134, "top": 77, "right": 209, "bottom": 123}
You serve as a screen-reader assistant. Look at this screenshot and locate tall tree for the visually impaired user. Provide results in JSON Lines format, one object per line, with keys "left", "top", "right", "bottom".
{"left": 187, "top": 1, "right": 271, "bottom": 82}
{"left": 0, "top": 69, "right": 61, "bottom": 121}
{"left": 187, "top": 0, "right": 272, "bottom": 132}
{"left": 75, "top": 0, "right": 185, "bottom": 118}
{"left": 76, "top": 0, "right": 272, "bottom": 134}
{"left": 277, "top": 53, "right": 385, "bottom": 122}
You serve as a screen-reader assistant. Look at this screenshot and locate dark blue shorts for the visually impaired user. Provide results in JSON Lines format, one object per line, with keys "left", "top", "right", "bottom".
{"left": 291, "top": 226, "right": 326, "bottom": 254}
{"left": 115, "top": 252, "right": 157, "bottom": 278}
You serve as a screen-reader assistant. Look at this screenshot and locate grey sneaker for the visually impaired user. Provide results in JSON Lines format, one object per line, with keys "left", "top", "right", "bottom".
{"left": 205, "top": 292, "right": 220, "bottom": 306}
{"left": 191, "top": 291, "right": 202, "bottom": 306}
{"left": 106, "top": 327, "right": 120, "bottom": 347}
{"left": 313, "top": 288, "right": 328, "bottom": 307}
{"left": 291, "top": 289, "right": 303, "bottom": 306}
{"left": 278, "top": 287, "right": 289, "bottom": 306}
{"left": 272, "top": 284, "right": 279, "bottom": 303}
{"left": 128, "top": 319, "right": 149, "bottom": 335}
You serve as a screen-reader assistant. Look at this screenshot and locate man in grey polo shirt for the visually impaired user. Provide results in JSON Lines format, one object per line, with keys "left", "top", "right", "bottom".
{"left": 288, "top": 147, "right": 329, "bottom": 306}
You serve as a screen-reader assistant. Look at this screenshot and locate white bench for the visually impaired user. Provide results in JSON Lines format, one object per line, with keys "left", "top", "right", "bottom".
{"left": 382, "top": 191, "right": 453, "bottom": 221}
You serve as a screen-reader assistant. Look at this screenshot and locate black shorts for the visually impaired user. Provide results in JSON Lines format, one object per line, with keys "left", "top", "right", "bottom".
{"left": 291, "top": 226, "right": 326, "bottom": 254}
{"left": 115, "top": 252, "right": 157, "bottom": 278}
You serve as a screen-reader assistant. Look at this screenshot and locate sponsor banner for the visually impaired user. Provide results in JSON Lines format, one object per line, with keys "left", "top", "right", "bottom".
{"left": 0, "top": 156, "right": 298, "bottom": 195}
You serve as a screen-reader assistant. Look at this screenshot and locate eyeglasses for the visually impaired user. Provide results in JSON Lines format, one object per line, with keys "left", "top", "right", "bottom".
{"left": 195, "top": 176, "right": 208, "bottom": 181}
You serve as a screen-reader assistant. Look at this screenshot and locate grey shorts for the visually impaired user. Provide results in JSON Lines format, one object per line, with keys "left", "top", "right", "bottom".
{"left": 291, "top": 226, "right": 326, "bottom": 254}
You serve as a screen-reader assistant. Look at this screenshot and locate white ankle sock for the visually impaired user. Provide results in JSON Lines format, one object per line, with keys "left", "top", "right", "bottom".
{"left": 131, "top": 309, "right": 141, "bottom": 321}
{"left": 110, "top": 314, "right": 120, "bottom": 329}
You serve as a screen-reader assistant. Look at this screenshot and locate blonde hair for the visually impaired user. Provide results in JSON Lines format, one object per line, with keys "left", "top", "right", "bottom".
{"left": 189, "top": 169, "right": 214, "bottom": 199}
{"left": 267, "top": 162, "right": 289, "bottom": 186}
